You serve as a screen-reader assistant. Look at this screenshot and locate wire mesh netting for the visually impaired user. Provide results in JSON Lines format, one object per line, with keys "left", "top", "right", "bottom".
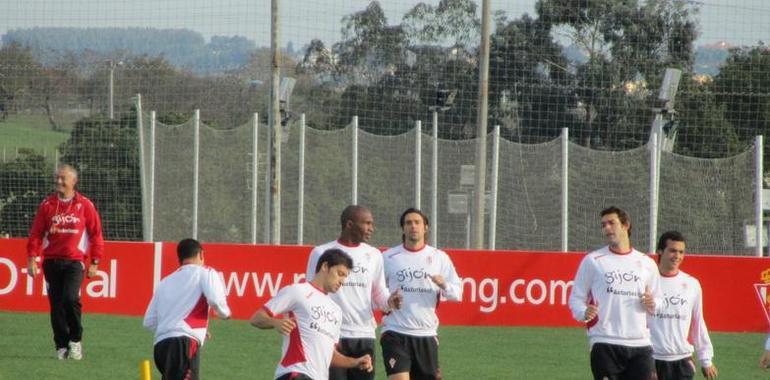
{"left": 0, "top": 0, "right": 768, "bottom": 255}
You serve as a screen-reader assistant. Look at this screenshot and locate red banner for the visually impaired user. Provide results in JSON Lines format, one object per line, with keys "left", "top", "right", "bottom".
{"left": 0, "top": 239, "right": 155, "bottom": 315}
{"left": 1, "top": 238, "right": 768, "bottom": 332}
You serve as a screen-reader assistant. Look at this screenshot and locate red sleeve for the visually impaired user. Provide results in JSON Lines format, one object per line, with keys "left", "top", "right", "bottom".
{"left": 85, "top": 199, "right": 105, "bottom": 261}
{"left": 27, "top": 200, "right": 49, "bottom": 258}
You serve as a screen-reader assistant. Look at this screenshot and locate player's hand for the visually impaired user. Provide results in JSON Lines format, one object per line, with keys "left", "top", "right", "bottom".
{"left": 701, "top": 364, "right": 718, "bottom": 379}
{"left": 27, "top": 257, "right": 39, "bottom": 277}
{"left": 388, "top": 289, "right": 403, "bottom": 310}
{"left": 584, "top": 304, "right": 598, "bottom": 322}
{"left": 355, "top": 354, "right": 373, "bottom": 372}
{"left": 760, "top": 351, "right": 770, "bottom": 370}
{"left": 430, "top": 274, "right": 446, "bottom": 290}
{"left": 87, "top": 263, "right": 99, "bottom": 279}
{"left": 641, "top": 290, "right": 655, "bottom": 314}
{"left": 273, "top": 318, "right": 297, "bottom": 336}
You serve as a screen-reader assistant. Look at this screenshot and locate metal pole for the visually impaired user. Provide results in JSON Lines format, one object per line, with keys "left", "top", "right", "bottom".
{"left": 251, "top": 113, "right": 259, "bottom": 244}
{"left": 471, "top": 0, "right": 491, "bottom": 249}
{"left": 270, "top": 0, "right": 282, "bottom": 244}
{"left": 109, "top": 61, "right": 115, "bottom": 120}
{"left": 149, "top": 110, "right": 156, "bottom": 242}
{"left": 264, "top": 114, "right": 271, "bottom": 243}
{"left": 649, "top": 133, "right": 658, "bottom": 254}
{"left": 488, "top": 125, "right": 500, "bottom": 250}
{"left": 415, "top": 120, "right": 422, "bottom": 209}
{"left": 756, "top": 135, "right": 764, "bottom": 257}
{"left": 135, "top": 94, "right": 148, "bottom": 241}
{"left": 431, "top": 111, "right": 439, "bottom": 246}
{"left": 192, "top": 109, "right": 200, "bottom": 239}
{"left": 352, "top": 116, "right": 359, "bottom": 204}
{"left": 561, "top": 128, "right": 569, "bottom": 252}
{"left": 298, "top": 114, "right": 306, "bottom": 245}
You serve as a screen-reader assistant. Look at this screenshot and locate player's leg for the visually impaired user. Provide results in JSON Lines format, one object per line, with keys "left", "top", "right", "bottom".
{"left": 346, "top": 338, "right": 376, "bottom": 380}
{"left": 409, "top": 335, "right": 441, "bottom": 380}
{"left": 43, "top": 259, "right": 69, "bottom": 355}
{"left": 589, "top": 343, "right": 624, "bottom": 380}
{"left": 330, "top": 338, "right": 353, "bottom": 380}
{"left": 61, "top": 260, "right": 84, "bottom": 359}
{"left": 153, "top": 336, "right": 200, "bottom": 380}
{"left": 381, "top": 331, "right": 412, "bottom": 380}
{"left": 621, "top": 345, "right": 654, "bottom": 380}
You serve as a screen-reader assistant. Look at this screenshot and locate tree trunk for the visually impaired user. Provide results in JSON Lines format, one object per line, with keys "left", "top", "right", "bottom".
{"left": 44, "top": 96, "right": 59, "bottom": 132}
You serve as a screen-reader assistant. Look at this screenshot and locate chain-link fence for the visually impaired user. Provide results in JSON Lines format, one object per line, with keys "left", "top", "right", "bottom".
{"left": 1, "top": 0, "right": 769, "bottom": 254}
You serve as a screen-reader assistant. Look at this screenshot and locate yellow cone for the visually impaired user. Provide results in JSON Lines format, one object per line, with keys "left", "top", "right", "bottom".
{"left": 140, "top": 359, "right": 152, "bottom": 380}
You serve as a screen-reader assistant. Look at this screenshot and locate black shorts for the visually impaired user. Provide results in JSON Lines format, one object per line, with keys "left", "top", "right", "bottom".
{"left": 276, "top": 373, "right": 314, "bottom": 380}
{"left": 590, "top": 343, "right": 653, "bottom": 380}
{"left": 654, "top": 358, "right": 696, "bottom": 380}
{"left": 153, "top": 336, "right": 201, "bottom": 380}
{"left": 329, "top": 337, "right": 375, "bottom": 380}
{"left": 380, "top": 331, "right": 441, "bottom": 380}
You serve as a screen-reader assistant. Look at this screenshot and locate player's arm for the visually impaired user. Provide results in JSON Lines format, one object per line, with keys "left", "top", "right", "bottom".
{"left": 26, "top": 201, "right": 48, "bottom": 277}
{"left": 371, "top": 253, "right": 398, "bottom": 311}
{"left": 202, "top": 268, "right": 231, "bottom": 319}
{"left": 331, "top": 348, "right": 372, "bottom": 372}
{"left": 568, "top": 257, "right": 596, "bottom": 322}
{"left": 249, "top": 307, "right": 296, "bottom": 335}
{"left": 305, "top": 248, "right": 320, "bottom": 281}
{"left": 250, "top": 287, "right": 297, "bottom": 335}
{"left": 690, "top": 282, "right": 716, "bottom": 378}
{"left": 429, "top": 252, "right": 462, "bottom": 301}
{"left": 142, "top": 295, "right": 158, "bottom": 332}
{"left": 84, "top": 200, "right": 105, "bottom": 278}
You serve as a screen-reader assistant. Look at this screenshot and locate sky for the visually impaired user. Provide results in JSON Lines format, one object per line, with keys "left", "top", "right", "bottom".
{"left": 3, "top": 0, "right": 769, "bottom": 49}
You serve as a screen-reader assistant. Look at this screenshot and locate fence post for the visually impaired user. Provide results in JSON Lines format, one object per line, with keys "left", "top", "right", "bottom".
{"left": 561, "top": 128, "right": 569, "bottom": 252}
{"left": 192, "top": 109, "right": 200, "bottom": 239}
{"left": 488, "top": 125, "right": 500, "bottom": 250}
{"left": 756, "top": 135, "right": 764, "bottom": 257}
{"left": 649, "top": 133, "right": 659, "bottom": 254}
{"left": 431, "top": 111, "right": 439, "bottom": 246}
{"left": 251, "top": 113, "right": 259, "bottom": 244}
{"left": 148, "top": 111, "right": 156, "bottom": 242}
{"left": 135, "top": 94, "right": 149, "bottom": 241}
{"left": 298, "top": 114, "right": 306, "bottom": 245}
{"left": 352, "top": 116, "right": 358, "bottom": 204}
{"left": 415, "top": 120, "right": 422, "bottom": 209}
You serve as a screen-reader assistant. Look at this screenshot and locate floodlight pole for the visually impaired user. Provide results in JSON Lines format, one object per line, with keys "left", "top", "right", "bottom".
{"left": 471, "top": 0, "right": 491, "bottom": 249}
{"left": 269, "top": 0, "right": 282, "bottom": 244}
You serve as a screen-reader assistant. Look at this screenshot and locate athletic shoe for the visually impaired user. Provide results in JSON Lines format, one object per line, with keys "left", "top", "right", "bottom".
{"left": 56, "top": 348, "right": 68, "bottom": 360}
{"left": 68, "top": 341, "right": 82, "bottom": 360}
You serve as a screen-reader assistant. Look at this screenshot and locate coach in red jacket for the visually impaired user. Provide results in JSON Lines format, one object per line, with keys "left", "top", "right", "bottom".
{"left": 26, "top": 164, "right": 104, "bottom": 361}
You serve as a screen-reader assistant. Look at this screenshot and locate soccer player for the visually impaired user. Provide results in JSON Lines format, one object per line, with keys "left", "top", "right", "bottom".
{"left": 143, "top": 239, "right": 231, "bottom": 380}
{"left": 648, "top": 231, "right": 717, "bottom": 380}
{"left": 568, "top": 206, "right": 661, "bottom": 380}
{"left": 252, "top": 248, "right": 374, "bottom": 380}
{"left": 305, "top": 205, "right": 402, "bottom": 380}
{"left": 380, "top": 208, "right": 462, "bottom": 380}
{"left": 26, "top": 164, "right": 104, "bottom": 360}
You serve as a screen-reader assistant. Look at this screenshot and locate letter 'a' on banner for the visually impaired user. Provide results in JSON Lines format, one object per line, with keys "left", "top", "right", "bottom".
{"left": 754, "top": 268, "right": 770, "bottom": 326}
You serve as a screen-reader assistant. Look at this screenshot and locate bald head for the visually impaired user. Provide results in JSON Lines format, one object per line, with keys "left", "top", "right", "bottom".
{"left": 339, "top": 205, "right": 374, "bottom": 244}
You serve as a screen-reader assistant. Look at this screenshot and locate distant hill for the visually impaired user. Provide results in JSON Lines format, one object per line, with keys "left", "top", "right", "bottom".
{"left": 1, "top": 27, "right": 257, "bottom": 73}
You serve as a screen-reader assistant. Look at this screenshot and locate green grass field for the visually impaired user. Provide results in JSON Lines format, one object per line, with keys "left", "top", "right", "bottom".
{"left": 0, "top": 115, "right": 71, "bottom": 161}
{"left": 0, "top": 311, "right": 767, "bottom": 379}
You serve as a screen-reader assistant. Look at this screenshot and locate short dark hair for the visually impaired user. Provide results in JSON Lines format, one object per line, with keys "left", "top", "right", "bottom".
{"left": 177, "top": 238, "right": 202, "bottom": 263}
{"left": 600, "top": 206, "right": 632, "bottom": 237}
{"left": 340, "top": 205, "right": 369, "bottom": 228}
{"left": 657, "top": 230, "right": 686, "bottom": 253}
{"left": 399, "top": 207, "right": 429, "bottom": 228}
{"left": 315, "top": 248, "right": 353, "bottom": 273}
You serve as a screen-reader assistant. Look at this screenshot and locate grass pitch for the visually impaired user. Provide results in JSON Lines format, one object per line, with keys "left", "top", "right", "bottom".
{"left": 0, "top": 311, "right": 766, "bottom": 379}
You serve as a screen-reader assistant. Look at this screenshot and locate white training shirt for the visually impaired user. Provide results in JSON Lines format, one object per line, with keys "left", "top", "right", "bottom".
{"left": 306, "top": 240, "right": 390, "bottom": 338}
{"left": 648, "top": 270, "right": 714, "bottom": 367}
{"left": 263, "top": 282, "right": 342, "bottom": 380}
{"left": 381, "top": 244, "right": 462, "bottom": 337}
{"left": 143, "top": 264, "right": 231, "bottom": 346}
{"left": 568, "top": 246, "right": 661, "bottom": 348}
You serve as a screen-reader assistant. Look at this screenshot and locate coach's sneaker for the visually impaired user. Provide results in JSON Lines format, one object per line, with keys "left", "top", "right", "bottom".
{"left": 68, "top": 341, "right": 82, "bottom": 360}
{"left": 56, "top": 348, "right": 68, "bottom": 360}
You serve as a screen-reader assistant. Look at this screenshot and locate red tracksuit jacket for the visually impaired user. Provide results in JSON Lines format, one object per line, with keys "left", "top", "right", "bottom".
{"left": 27, "top": 192, "right": 104, "bottom": 262}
